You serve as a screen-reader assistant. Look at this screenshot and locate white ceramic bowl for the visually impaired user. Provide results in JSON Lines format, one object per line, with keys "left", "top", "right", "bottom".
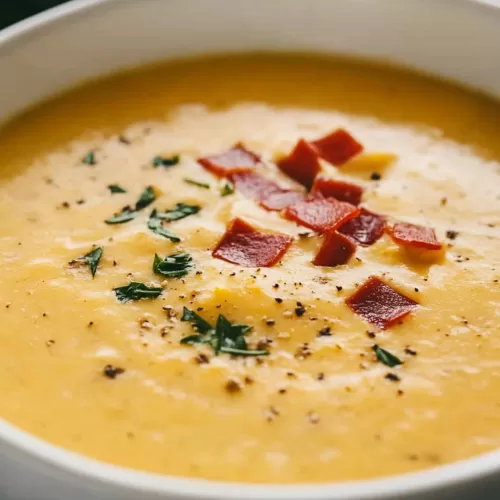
{"left": 1, "top": 0, "right": 500, "bottom": 498}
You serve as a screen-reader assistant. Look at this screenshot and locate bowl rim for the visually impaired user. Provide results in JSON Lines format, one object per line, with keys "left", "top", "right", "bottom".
{"left": 2, "top": 0, "right": 500, "bottom": 498}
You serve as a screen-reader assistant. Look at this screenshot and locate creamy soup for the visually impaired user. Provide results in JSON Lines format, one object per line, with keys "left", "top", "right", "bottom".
{"left": 0, "top": 54, "right": 500, "bottom": 484}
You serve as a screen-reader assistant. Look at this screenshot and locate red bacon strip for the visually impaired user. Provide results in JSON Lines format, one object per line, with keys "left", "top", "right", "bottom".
{"left": 346, "top": 277, "right": 418, "bottom": 330}
{"left": 313, "top": 232, "right": 356, "bottom": 267}
{"left": 312, "top": 176, "right": 364, "bottom": 205}
{"left": 338, "top": 208, "right": 386, "bottom": 246}
{"left": 229, "top": 171, "right": 305, "bottom": 211}
{"left": 260, "top": 190, "right": 305, "bottom": 211}
{"left": 312, "top": 129, "right": 363, "bottom": 166}
{"left": 212, "top": 218, "right": 293, "bottom": 267}
{"left": 284, "top": 194, "right": 360, "bottom": 233}
{"left": 198, "top": 144, "right": 260, "bottom": 177}
{"left": 387, "top": 222, "right": 442, "bottom": 250}
{"left": 277, "top": 139, "right": 321, "bottom": 188}
{"left": 229, "top": 171, "right": 281, "bottom": 200}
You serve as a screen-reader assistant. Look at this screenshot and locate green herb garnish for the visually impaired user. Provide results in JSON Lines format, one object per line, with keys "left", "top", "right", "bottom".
{"left": 114, "top": 282, "right": 163, "bottom": 303}
{"left": 152, "top": 155, "right": 180, "bottom": 167}
{"left": 82, "top": 151, "right": 96, "bottom": 165}
{"left": 105, "top": 186, "right": 156, "bottom": 225}
{"left": 155, "top": 203, "right": 200, "bottom": 222}
{"left": 180, "top": 307, "right": 268, "bottom": 356}
{"left": 372, "top": 344, "right": 403, "bottom": 367}
{"left": 71, "top": 246, "right": 103, "bottom": 277}
{"left": 108, "top": 184, "right": 127, "bottom": 194}
{"left": 135, "top": 186, "right": 156, "bottom": 210}
{"left": 153, "top": 253, "right": 193, "bottom": 278}
{"left": 180, "top": 307, "right": 213, "bottom": 334}
{"left": 105, "top": 208, "right": 137, "bottom": 225}
{"left": 184, "top": 178, "right": 210, "bottom": 189}
{"left": 220, "top": 182, "right": 234, "bottom": 197}
{"left": 147, "top": 210, "right": 181, "bottom": 242}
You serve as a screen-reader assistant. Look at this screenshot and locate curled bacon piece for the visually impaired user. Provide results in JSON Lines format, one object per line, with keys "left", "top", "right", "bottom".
{"left": 284, "top": 194, "right": 360, "bottom": 233}
{"left": 387, "top": 222, "right": 442, "bottom": 250}
{"left": 338, "top": 208, "right": 386, "bottom": 246}
{"left": 212, "top": 218, "right": 293, "bottom": 267}
{"left": 312, "top": 176, "right": 364, "bottom": 205}
{"left": 346, "top": 277, "right": 418, "bottom": 330}
{"left": 198, "top": 144, "right": 260, "bottom": 177}
{"left": 311, "top": 129, "right": 363, "bottom": 166}
{"left": 229, "top": 171, "right": 304, "bottom": 211}
{"left": 313, "top": 231, "right": 356, "bottom": 267}
{"left": 277, "top": 139, "right": 321, "bottom": 188}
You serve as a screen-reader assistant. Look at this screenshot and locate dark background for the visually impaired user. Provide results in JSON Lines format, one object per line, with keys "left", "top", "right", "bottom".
{"left": 0, "top": 1, "right": 68, "bottom": 30}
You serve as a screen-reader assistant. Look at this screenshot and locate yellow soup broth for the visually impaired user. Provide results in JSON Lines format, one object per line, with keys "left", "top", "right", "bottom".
{"left": 0, "top": 54, "right": 500, "bottom": 483}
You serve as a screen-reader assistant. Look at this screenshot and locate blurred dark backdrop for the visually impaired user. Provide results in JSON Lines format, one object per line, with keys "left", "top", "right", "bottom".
{"left": 0, "top": 1, "right": 68, "bottom": 30}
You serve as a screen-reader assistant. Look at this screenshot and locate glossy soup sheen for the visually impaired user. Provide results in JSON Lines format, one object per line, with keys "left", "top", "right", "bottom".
{"left": 0, "top": 54, "right": 500, "bottom": 484}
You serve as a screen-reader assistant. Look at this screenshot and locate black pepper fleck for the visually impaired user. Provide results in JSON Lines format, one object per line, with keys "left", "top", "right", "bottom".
{"left": 103, "top": 365, "right": 125, "bottom": 379}
{"left": 295, "top": 302, "right": 306, "bottom": 317}
{"left": 317, "top": 327, "right": 332, "bottom": 337}
{"left": 385, "top": 373, "right": 401, "bottom": 382}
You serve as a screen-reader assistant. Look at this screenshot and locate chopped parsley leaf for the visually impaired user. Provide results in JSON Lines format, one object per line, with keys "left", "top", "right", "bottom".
{"left": 135, "top": 186, "right": 156, "bottom": 210}
{"left": 220, "top": 182, "right": 234, "bottom": 197}
{"left": 105, "top": 186, "right": 156, "bottom": 225}
{"left": 155, "top": 203, "right": 200, "bottom": 222}
{"left": 105, "top": 208, "right": 137, "bottom": 225}
{"left": 181, "top": 306, "right": 213, "bottom": 334}
{"left": 77, "top": 246, "right": 103, "bottom": 278}
{"left": 82, "top": 151, "right": 96, "bottom": 165}
{"left": 184, "top": 178, "right": 210, "bottom": 189}
{"left": 180, "top": 308, "right": 268, "bottom": 356}
{"left": 147, "top": 210, "right": 181, "bottom": 242}
{"left": 152, "top": 155, "right": 180, "bottom": 167}
{"left": 107, "top": 184, "right": 127, "bottom": 194}
{"left": 372, "top": 344, "right": 403, "bottom": 367}
{"left": 114, "top": 282, "right": 162, "bottom": 303}
{"left": 153, "top": 253, "right": 193, "bottom": 278}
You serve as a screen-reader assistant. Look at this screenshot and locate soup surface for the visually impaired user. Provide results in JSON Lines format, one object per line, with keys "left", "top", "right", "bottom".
{"left": 1, "top": 54, "right": 500, "bottom": 484}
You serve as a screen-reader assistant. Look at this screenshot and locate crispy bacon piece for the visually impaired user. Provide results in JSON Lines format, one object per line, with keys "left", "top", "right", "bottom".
{"left": 387, "top": 222, "right": 442, "bottom": 250}
{"left": 229, "top": 171, "right": 281, "bottom": 200}
{"left": 277, "top": 139, "right": 321, "bottom": 188}
{"left": 284, "top": 194, "right": 360, "bottom": 233}
{"left": 313, "top": 232, "right": 356, "bottom": 267}
{"left": 198, "top": 144, "right": 260, "bottom": 177}
{"left": 212, "top": 218, "right": 293, "bottom": 267}
{"left": 260, "top": 190, "right": 305, "bottom": 211}
{"left": 311, "top": 176, "right": 364, "bottom": 205}
{"left": 229, "top": 171, "right": 304, "bottom": 211}
{"left": 312, "top": 129, "right": 363, "bottom": 166}
{"left": 338, "top": 208, "right": 386, "bottom": 246}
{"left": 346, "top": 277, "right": 418, "bottom": 330}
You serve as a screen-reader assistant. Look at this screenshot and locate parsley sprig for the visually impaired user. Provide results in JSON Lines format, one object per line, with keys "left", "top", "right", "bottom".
{"left": 372, "top": 344, "right": 403, "bottom": 367}
{"left": 153, "top": 253, "right": 193, "bottom": 278}
{"left": 108, "top": 184, "right": 127, "bottom": 194}
{"left": 180, "top": 307, "right": 269, "bottom": 356}
{"left": 71, "top": 246, "right": 103, "bottom": 277}
{"left": 184, "top": 178, "right": 210, "bottom": 189}
{"left": 105, "top": 186, "right": 156, "bottom": 224}
{"left": 114, "top": 282, "right": 163, "bottom": 303}
{"left": 155, "top": 203, "right": 200, "bottom": 222}
{"left": 220, "top": 182, "right": 234, "bottom": 197}
{"left": 82, "top": 151, "right": 96, "bottom": 165}
{"left": 152, "top": 155, "right": 180, "bottom": 167}
{"left": 148, "top": 210, "right": 181, "bottom": 242}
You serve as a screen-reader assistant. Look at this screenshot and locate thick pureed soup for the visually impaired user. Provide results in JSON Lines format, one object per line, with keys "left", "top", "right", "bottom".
{"left": 0, "top": 54, "right": 500, "bottom": 484}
